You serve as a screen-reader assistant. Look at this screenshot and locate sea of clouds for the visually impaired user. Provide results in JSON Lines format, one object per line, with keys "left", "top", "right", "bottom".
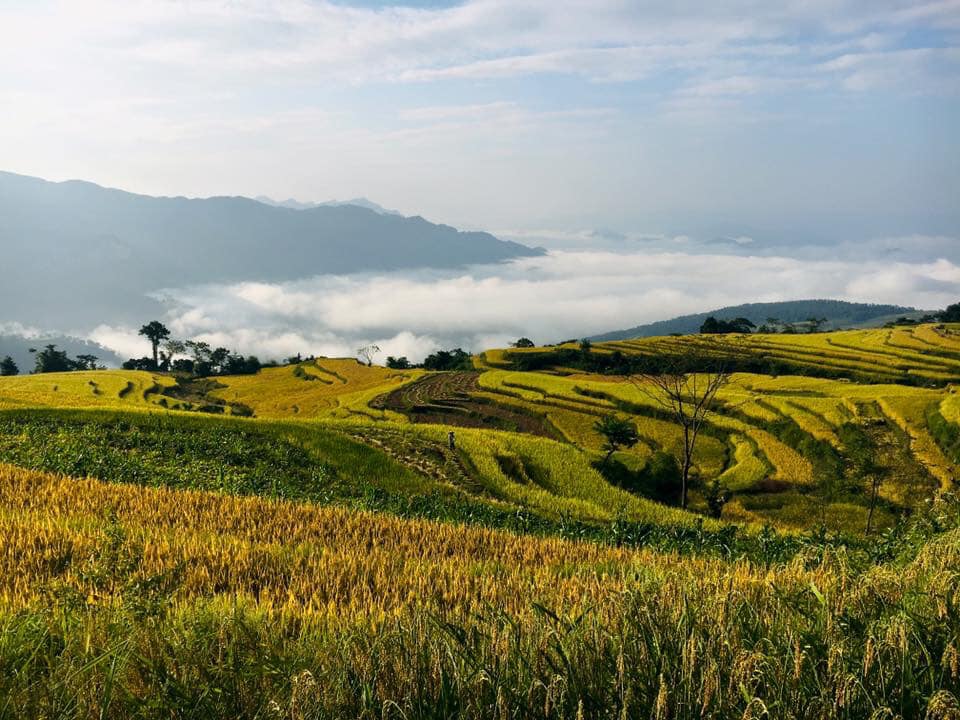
{"left": 86, "top": 245, "right": 960, "bottom": 364}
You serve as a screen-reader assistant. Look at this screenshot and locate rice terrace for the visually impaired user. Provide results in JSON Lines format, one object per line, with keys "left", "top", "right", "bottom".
{"left": 1, "top": 313, "right": 960, "bottom": 719}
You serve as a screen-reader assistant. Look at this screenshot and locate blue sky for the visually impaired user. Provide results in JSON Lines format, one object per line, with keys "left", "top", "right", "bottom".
{"left": 1, "top": 0, "right": 958, "bottom": 245}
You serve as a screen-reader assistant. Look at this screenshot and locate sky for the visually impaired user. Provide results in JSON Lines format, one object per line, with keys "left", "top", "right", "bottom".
{"left": 1, "top": 0, "right": 959, "bottom": 362}
{"left": 1, "top": 0, "right": 958, "bottom": 236}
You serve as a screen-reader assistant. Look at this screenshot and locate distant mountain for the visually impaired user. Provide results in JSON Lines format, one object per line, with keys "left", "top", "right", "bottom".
{"left": 588, "top": 300, "right": 923, "bottom": 341}
{"left": 0, "top": 171, "right": 542, "bottom": 328}
{"left": 255, "top": 195, "right": 400, "bottom": 215}
{"left": 0, "top": 334, "right": 124, "bottom": 373}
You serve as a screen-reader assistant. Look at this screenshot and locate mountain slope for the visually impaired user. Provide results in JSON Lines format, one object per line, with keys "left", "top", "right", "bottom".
{"left": 588, "top": 300, "right": 921, "bottom": 341}
{"left": 0, "top": 171, "right": 542, "bottom": 327}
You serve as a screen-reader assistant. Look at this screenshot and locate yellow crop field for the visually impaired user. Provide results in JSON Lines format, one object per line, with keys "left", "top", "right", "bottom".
{"left": 0, "top": 463, "right": 644, "bottom": 618}
{"left": 716, "top": 434, "right": 770, "bottom": 491}
{"left": 4, "top": 321, "right": 960, "bottom": 717}
{"left": 569, "top": 325, "right": 960, "bottom": 384}
{"left": 360, "top": 422, "right": 706, "bottom": 527}
{"left": 211, "top": 358, "right": 423, "bottom": 419}
{"left": 0, "top": 369, "right": 175, "bottom": 410}
{"left": 943, "top": 393, "right": 960, "bottom": 424}
{"left": 878, "top": 395, "right": 957, "bottom": 490}
{"left": 1, "top": 463, "right": 958, "bottom": 719}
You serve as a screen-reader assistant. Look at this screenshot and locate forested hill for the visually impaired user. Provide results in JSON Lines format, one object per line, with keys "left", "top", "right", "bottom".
{"left": 0, "top": 171, "right": 542, "bottom": 328}
{"left": 588, "top": 300, "right": 921, "bottom": 341}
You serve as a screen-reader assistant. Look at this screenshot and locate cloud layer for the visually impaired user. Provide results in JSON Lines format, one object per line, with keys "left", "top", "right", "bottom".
{"left": 87, "top": 248, "right": 960, "bottom": 364}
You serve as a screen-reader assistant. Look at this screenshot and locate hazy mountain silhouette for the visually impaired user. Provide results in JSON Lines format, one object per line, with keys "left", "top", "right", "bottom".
{"left": 255, "top": 195, "right": 400, "bottom": 215}
{"left": 0, "top": 171, "right": 542, "bottom": 328}
{"left": 588, "top": 300, "right": 922, "bottom": 341}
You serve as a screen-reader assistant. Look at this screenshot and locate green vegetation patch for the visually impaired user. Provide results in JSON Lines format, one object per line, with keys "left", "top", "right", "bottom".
{"left": 0, "top": 409, "right": 432, "bottom": 501}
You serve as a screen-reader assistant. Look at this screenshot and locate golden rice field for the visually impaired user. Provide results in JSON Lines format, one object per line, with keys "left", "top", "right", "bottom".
{"left": 588, "top": 324, "right": 960, "bottom": 385}
{"left": 0, "top": 462, "right": 958, "bottom": 718}
{"left": 210, "top": 358, "right": 423, "bottom": 419}
{"left": 474, "top": 330, "right": 960, "bottom": 531}
{"left": 0, "top": 369, "right": 175, "bottom": 410}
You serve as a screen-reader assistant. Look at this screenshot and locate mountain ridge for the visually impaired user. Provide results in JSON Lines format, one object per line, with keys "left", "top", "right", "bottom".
{"left": 0, "top": 170, "right": 542, "bottom": 329}
{"left": 587, "top": 299, "right": 924, "bottom": 341}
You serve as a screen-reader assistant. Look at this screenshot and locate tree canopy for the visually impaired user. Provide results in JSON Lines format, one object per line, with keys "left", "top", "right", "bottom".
{"left": 699, "top": 316, "right": 756, "bottom": 334}
{"left": 0, "top": 356, "right": 18, "bottom": 376}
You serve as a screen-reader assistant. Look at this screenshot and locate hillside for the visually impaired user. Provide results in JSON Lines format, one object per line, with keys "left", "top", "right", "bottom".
{"left": 588, "top": 299, "right": 921, "bottom": 341}
{"left": 2, "top": 325, "right": 960, "bottom": 717}
{"left": 0, "top": 171, "right": 542, "bottom": 327}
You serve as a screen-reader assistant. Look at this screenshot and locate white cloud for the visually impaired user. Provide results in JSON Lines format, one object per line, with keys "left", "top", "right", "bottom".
{"left": 86, "top": 248, "right": 960, "bottom": 364}
{"left": 818, "top": 47, "right": 960, "bottom": 93}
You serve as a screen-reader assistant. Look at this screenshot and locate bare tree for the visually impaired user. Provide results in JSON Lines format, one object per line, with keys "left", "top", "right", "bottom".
{"left": 160, "top": 339, "right": 186, "bottom": 370}
{"left": 357, "top": 344, "right": 381, "bottom": 367}
{"left": 631, "top": 359, "right": 730, "bottom": 509}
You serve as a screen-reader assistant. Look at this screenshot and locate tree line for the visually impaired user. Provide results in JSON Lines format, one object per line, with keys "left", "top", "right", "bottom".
{"left": 123, "top": 322, "right": 263, "bottom": 377}
{"left": 1, "top": 345, "right": 103, "bottom": 376}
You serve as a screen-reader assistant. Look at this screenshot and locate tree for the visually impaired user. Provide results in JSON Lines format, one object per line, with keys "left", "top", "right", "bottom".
{"left": 593, "top": 414, "right": 640, "bottom": 465}
{"left": 941, "top": 302, "right": 960, "bottom": 323}
{"left": 700, "top": 317, "right": 756, "bottom": 334}
{"left": 631, "top": 358, "right": 730, "bottom": 509}
{"left": 704, "top": 478, "right": 730, "bottom": 519}
{"left": 139, "top": 321, "right": 170, "bottom": 368}
{"left": 122, "top": 357, "right": 157, "bottom": 371}
{"left": 357, "top": 344, "right": 381, "bottom": 367}
{"left": 422, "top": 348, "right": 472, "bottom": 371}
{"left": 160, "top": 339, "right": 186, "bottom": 371}
{"left": 806, "top": 316, "right": 828, "bottom": 333}
{"left": 0, "top": 356, "right": 18, "bottom": 376}
{"left": 184, "top": 340, "right": 213, "bottom": 376}
{"left": 511, "top": 338, "right": 535, "bottom": 348}
{"left": 209, "top": 347, "right": 230, "bottom": 373}
{"left": 31, "top": 344, "right": 72, "bottom": 373}
{"left": 386, "top": 356, "right": 411, "bottom": 369}
{"left": 74, "top": 354, "right": 100, "bottom": 370}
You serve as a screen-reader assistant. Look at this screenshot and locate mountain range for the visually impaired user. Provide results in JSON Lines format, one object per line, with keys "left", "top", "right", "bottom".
{"left": 0, "top": 171, "right": 542, "bottom": 328}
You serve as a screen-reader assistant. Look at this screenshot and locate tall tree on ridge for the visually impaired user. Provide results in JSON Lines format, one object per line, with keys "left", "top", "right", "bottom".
{"left": 139, "top": 321, "right": 170, "bottom": 368}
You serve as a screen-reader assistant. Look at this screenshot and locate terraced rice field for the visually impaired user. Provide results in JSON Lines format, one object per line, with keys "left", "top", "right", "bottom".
{"left": 210, "top": 358, "right": 422, "bottom": 419}
{"left": 588, "top": 324, "right": 960, "bottom": 384}
{"left": 470, "top": 364, "right": 950, "bottom": 531}
{"left": 0, "top": 369, "right": 175, "bottom": 410}
{"left": 2, "top": 325, "right": 958, "bottom": 536}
